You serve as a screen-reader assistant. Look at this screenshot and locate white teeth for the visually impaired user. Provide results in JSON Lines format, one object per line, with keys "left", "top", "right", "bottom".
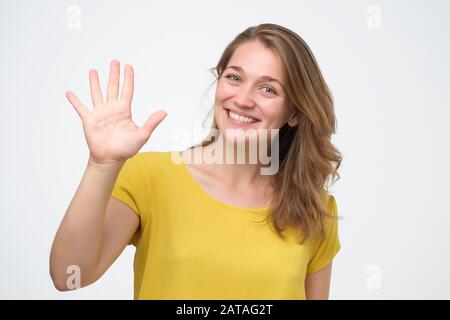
{"left": 228, "top": 110, "right": 258, "bottom": 123}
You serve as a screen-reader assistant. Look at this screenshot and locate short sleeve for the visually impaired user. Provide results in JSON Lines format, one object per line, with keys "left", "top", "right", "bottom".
{"left": 306, "top": 194, "right": 341, "bottom": 274}
{"left": 110, "top": 153, "right": 150, "bottom": 246}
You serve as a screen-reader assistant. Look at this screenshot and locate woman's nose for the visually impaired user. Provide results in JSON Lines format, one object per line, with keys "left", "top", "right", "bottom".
{"left": 234, "top": 85, "right": 256, "bottom": 108}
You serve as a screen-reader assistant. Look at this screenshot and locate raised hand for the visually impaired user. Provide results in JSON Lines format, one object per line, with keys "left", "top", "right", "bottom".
{"left": 66, "top": 60, "right": 167, "bottom": 165}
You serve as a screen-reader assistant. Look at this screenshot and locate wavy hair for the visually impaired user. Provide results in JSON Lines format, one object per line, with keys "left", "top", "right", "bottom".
{"left": 192, "top": 23, "right": 342, "bottom": 244}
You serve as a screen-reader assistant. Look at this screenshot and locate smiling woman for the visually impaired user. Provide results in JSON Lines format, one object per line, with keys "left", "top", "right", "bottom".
{"left": 50, "top": 23, "right": 342, "bottom": 300}
{"left": 196, "top": 25, "right": 342, "bottom": 246}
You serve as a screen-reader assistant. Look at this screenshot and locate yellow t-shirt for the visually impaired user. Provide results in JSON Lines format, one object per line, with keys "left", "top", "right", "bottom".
{"left": 111, "top": 151, "right": 341, "bottom": 300}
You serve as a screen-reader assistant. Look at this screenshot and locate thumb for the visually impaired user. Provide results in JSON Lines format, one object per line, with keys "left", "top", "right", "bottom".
{"left": 139, "top": 110, "right": 168, "bottom": 140}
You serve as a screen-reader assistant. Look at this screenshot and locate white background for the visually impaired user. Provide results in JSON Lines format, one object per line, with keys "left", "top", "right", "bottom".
{"left": 1, "top": 0, "right": 449, "bottom": 299}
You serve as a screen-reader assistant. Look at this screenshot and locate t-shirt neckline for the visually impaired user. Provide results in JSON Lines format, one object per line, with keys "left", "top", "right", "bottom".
{"left": 173, "top": 150, "right": 270, "bottom": 214}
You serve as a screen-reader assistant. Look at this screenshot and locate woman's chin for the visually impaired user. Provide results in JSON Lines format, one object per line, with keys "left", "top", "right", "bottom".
{"left": 216, "top": 126, "right": 261, "bottom": 147}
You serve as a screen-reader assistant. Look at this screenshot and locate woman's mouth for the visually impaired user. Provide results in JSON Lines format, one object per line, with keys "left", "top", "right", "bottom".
{"left": 224, "top": 108, "right": 261, "bottom": 126}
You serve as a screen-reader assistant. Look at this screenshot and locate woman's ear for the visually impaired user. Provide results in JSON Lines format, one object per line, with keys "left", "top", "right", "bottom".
{"left": 287, "top": 111, "right": 299, "bottom": 127}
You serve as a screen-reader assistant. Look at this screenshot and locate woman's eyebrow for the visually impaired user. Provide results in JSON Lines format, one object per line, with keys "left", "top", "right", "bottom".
{"left": 225, "top": 65, "right": 285, "bottom": 88}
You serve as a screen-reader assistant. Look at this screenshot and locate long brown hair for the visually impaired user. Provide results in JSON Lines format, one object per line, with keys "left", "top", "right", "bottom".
{"left": 192, "top": 23, "right": 342, "bottom": 244}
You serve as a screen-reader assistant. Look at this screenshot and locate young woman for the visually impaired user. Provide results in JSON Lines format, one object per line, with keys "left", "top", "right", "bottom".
{"left": 50, "top": 23, "right": 342, "bottom": 300}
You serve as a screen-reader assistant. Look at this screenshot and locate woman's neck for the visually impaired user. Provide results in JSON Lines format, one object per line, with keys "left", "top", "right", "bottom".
{"left": 188, "top": 135, "right": 274, "bottom": 189}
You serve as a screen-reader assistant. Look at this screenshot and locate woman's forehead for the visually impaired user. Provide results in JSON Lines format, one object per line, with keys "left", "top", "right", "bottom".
{"left": 227, "top": 41, "right": 284, "bottom": 81}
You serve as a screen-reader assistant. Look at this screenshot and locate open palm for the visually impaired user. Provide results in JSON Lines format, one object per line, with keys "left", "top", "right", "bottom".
{"left": 66, "top": 60, "right": 167, "bottom": 164}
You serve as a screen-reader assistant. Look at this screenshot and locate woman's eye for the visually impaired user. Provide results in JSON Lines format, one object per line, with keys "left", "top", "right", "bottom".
{"left": 225, "top": 74, "right": 240, "bottom": 82}
{"left": 264, "top": 86, "right": 277, "bottom": 95}
{"left": 225, "top": 74, "right": 278, "bottom": 96}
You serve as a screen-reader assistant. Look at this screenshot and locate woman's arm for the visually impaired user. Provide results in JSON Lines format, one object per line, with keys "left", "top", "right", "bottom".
{"left": 49, "top": 161, "right": 139, "bottom": 291}
{"left": 50, "top": 61, "right": 166, "bottom": 291}
{"left": 304, "top": 262, "right": 333, "bottom": 300}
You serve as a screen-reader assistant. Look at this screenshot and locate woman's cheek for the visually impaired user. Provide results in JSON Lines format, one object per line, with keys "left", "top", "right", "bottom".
{"left": 261, "top": 104, "right": 289, "bottom": 128}
{"left": 217, "top": 80, "right": 239, "bottom": 97}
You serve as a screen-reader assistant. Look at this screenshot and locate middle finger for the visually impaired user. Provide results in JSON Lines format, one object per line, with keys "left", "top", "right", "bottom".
{"left": 107, "top": 60, "right": 120, "bottom": 102}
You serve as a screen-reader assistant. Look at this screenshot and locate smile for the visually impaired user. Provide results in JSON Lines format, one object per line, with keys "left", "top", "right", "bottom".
{"left": 225, "top": 108, "right": 260, "bottom": 124}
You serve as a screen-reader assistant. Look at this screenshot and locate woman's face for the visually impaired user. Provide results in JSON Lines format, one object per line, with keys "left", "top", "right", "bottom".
{"left": 214, "top": 40, "right": 297, "bottom": 143}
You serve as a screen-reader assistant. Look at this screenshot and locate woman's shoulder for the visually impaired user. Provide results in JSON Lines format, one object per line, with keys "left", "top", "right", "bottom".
{"left": 318, "top": 189, "right": 338, "bottom": 215}
{"left": 137, "top": 150, "right": 180, "bottom": 164}
{"left": 133, "top": 150, "right": 185, "bottom": 176}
